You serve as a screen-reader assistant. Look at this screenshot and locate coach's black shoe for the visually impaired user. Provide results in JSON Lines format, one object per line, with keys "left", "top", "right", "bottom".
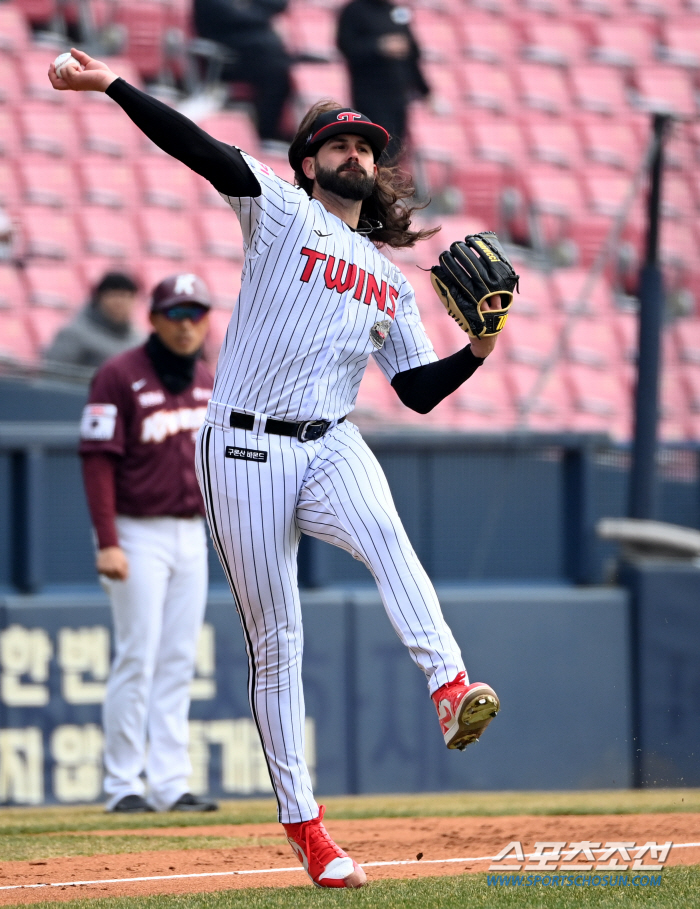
{"left": 169, "top": 793, "right": 219, "bottom": 812}
{"left": 109, "top": 795, "right": 155, "bottom": 813}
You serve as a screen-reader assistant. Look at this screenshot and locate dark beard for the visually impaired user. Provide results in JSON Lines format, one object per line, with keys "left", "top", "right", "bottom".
{"left": 315, "top": 163, "right": 375, "bottom": 201}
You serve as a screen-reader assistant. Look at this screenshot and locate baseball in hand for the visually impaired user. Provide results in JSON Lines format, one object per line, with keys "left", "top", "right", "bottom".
{"left": 54, "top": 52, "right": 81, "bottom": 78}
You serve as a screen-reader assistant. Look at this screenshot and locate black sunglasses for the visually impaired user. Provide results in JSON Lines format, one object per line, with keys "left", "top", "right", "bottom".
{"left": 162, "top": 304, "right": 209, "bottom": 323}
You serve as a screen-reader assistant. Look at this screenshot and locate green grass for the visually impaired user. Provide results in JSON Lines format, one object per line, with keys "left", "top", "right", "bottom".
{"left": 4, "top": 866, "right": 697, "bottom": 909}
{"left": 0, "top": 789, "right": 697, "bottom": 837}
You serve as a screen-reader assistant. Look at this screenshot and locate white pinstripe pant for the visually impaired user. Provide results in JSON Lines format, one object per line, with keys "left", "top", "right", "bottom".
{"left": 196, "top": 417, "right": 465, "bottom": 824}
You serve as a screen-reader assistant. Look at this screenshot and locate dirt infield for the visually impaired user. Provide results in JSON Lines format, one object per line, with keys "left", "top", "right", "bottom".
{"left": 0, "top": 813, "right": 698, "bottom": 904}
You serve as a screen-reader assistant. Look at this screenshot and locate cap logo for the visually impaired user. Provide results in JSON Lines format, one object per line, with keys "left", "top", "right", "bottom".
{"left": 174, "top": 274, "right": 197, "bottom": 295}
{"left": 337, "top": 112, "right": 362, "bottom": 122}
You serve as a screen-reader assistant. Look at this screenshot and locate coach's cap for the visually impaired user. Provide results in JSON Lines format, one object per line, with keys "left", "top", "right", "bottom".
{"left": 289, "top": 108, "right": 390, "bottom": 170}
{"left": 150, "top": 273, "right": 212, "bottom": 313}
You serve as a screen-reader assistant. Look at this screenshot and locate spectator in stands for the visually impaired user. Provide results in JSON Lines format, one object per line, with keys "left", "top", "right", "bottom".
{"left": 337, "top": 0, "right": 429, "bottom": 162}
{"left": 44, "top": 272, "right": 143, "bottom": 372}
{"left": 193, "top": 0, "right": 292, "bottom": 144}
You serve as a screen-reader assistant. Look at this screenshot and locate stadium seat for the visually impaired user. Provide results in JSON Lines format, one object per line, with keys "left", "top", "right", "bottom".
{"left": 521, "top": 20, "right": 590, "bottom": 67}
{"left": 459, "top": 60, "right": 518, "bottom": 113}
{"left": 681, "top": 363, "right": 700, "bottom": 412}
{"left": 12, "top": 0, "right": 56, "bottom": 26}
{"left": 410, "top": 108, "right": 469, "bottom": 164}
{"left": 77, "top": 107, "right": 142, "bottom": 158}
{"left": 590, "top": 22, "right": 657, "bottom": 68}
{"left": 18, "top": 158, "right": 79, "bottom": 209}
{"left": 0, "top": 159, "right": 20, "bottom": 213}
{"left": 198, "top": 259, "right": 243, "bottom": 310}
{"left": 469, "top": 119, "right": 528, "bottom": 168}
{"left": 510, "top": 266, "right": 554, "bottom": 318}
{"left": 507, "top": 362, "right": 572, "bottom": 432}
{"left": 0, "top": 54, "right": 22, "bottom": 105}
{"left": 79, "top": 208, "right": 141, "bottom": 260}
{"left": 632, "top": 66, "right": 697, "bottom": 119}
{"left": 549, "top": 269, "right": 616, "bottom": 316}
{"left": 26, "top": 306, "right": 75, "bottom": 356}
{"left": 138, "top": 209, "right": 199, "bottom": 260}
{"left": 566, "top": 364, "right": 630, "bottom": 432}
{"left": 502, "top": 315, "right": 561, "bottom": 367}
{"left": 0, "top": 4, "right": 31, "bottom": 54}
{"left": 658, "top": 367, "right": 690, "bottom": 442}
{"left": 17, "top": 104, "right": 78, "bottom": 157}
{"left": 411, "top": 9, "right": 461, "bottom": 64}
{"left": 578, "top": 119, "right": 642, "bottom": 171}
{"left": 661, "top": 20, "right": 700, "bottom": 70}
{"left": 288, "top": 6, "right": 339, "bottom": 61}
{"left": 451, "top": 367, "right": 517, "bottom": 431}
{"left": 568, "top": 65, "right": 631, "bottom": 118}
{"left": 196, "top": 208, "right": 244, "bottom": 261}
{"left": 523, "top": 120, "right": 583, "bottom": 169}
{"left": 564, "top": 318, "right": 622, "bottom": 368}
{"left": 291, "top": 63, "right": 351, "bottom": 112}
{"left": 199, "top": 111, "right": 261, "bottom": 157}
{"left": 614, "top": 311, "right": 638, "bottom": 363}
{"left": 78, "top": 157, "right": 138, "bottom": 209}
{"left": 137, "top": 158, "right": 198, "bottom": 210}
{"left": 422, "top": 64, "right": 461, "bottom": 116}
{"left": 196, "top": 174, "right": 230, "bottom": 209}
{"left": 0, "top": 310, "right": 35, "bottom": 362}
{"left": 674, "top": 319, "right": 700, "bottom": 366}
{"left": 23, "top": 262, "right": 85, "bottom": 309}
{"left": 511, "top": 63, "right": 573, "bottom": 116}
{"left": 20, "top": 48, "right": 71, "bottom": 103}
{"left": 0, "top": 108, "right": 20, "bottom": 158}
{"left": 0, "top": 263, "right": 26, "bottom": 309}
{"left": 661, "top": 173, "right": 694, "bottom": 222}
{"left": 112, "top": 0, "right": 168, "bottom": 80}
{"left": 21, "top": 208, "right": 80, "bottom": 260}
{"left": 459, "top": 14, "right": 519, "bottom": 64}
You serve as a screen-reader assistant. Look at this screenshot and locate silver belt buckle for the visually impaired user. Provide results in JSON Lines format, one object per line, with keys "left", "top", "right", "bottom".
{"left": 297, "top": 420, "right": 328, "bottom": 442}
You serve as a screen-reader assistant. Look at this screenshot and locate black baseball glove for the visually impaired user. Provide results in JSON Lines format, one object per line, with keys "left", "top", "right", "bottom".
{"left": 430, "top": 232, "right": 519, "bottom": 338}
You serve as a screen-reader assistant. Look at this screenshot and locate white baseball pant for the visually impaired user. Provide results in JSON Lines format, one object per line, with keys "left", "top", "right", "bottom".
{"left": 102, "top": 515, "right": 208, "bottom": 811}
{"left": 196, "top": 412, "right": 465, "bottom": 824}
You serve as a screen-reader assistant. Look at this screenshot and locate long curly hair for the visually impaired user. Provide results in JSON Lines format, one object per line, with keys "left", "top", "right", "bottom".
{"left": 288, "top": 100, "right": 439, "bottom": 250}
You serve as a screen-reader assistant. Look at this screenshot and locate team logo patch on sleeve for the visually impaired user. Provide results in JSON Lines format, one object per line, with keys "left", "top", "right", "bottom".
{"left": 80, "top": 404, "right": 117, "bottom": 441}
{"left": 225, "top": 446, "right": 268, "bottom": 463}
{"left": 369, "top": 319, "right": 392, "bottom": 350}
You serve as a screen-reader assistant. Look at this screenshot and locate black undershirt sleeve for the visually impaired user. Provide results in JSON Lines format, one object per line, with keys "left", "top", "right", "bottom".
{"left": 390, "top": 345, "right": 485, "bottom": 414}
{"left": 105, "top": 78, "right": 261, "bottom": 197}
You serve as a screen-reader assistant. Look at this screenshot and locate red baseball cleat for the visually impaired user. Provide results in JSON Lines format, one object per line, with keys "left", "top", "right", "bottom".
{"left": 283, "top": 805, "right": 366, "bottom": 888}
{"left": 432, "top": 672, "right": 500, "bottom": 750}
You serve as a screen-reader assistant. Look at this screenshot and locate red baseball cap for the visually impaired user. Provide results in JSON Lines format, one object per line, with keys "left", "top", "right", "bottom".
{"left": 289, "top": 108, "right": 390, "bottom": 171}
{"left": 150, "top": 273, "right": 212, "bottom": 313}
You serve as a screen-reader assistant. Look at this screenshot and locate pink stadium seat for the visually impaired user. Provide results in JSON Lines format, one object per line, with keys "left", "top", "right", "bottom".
{"left": 590, "top": 22, "right": 657, "bottom": 68}
{"left": 661, "top": 174, "right": 694, "bottom": 221}
{"left": 459, "top": 61, "right": 517, "bottom": 113}
{"left": 79, "top": 157, "right": 138, "bottom": 209}
{"left": 633, "top": 67, "right": 697, "bottom": 119}
{"left": 138, "top": 209, "right": 199, "bottom": 260}
{"left": 411, "top": 9, "right": 461, "bottom": 64}
{"left": 79, "top": 208, "right": 141, "bottom": 260}
{"left": 550, "top": 269, "right": 616, "bottom": 316}
{"left": 0, "top": 4, "right": 30, "bottom": 54}
{"left": 521, "top": 20, "right": 590, "bottom": 67}
{"left": 459, "top": 15, "right": 519, "bottom": 64}
{"left": 0, "top": 310, "right": 35, "bottom": 362}
{"left": 568, "top": 65, "right": 631, "bottom": 118}
{"left": 199, "top": 111, "right": 261, "bottom": 157}
{"left": 0, "top": 108, "right": 21, "bottom": 157}
{"left": 410, "top": 108, "right": 469, "bottom": 163}
{"left": 136, "top": 158, "right": 198, "bottom": 210}
{"left": 21, "top": 48, "right": 75, "bottom": 103}
{"left": 422, "top": 64, "right": 461, "bottom": 116}
{"left": 77, "top": 107, "right": 142, "bottom": 158}
{"left": 23, "top": 263, "right": 85, "bottom": 309}
{"left": 199, "top": 260, "right": 243, "bottom": 310}
{"left": 567, "top": 363, "right": 629, "bottom": 422}
{"left": 507, "top": 363, "right": 572, "bottom": 432}
{"left": 524, "top": 120, "right": 583, "bottom": 169}
{"left": 196, "top": 209, "right": 244, "bottom": 261}
{"left": 662, "top": 20, "right": 700, "bottom": 69}
{"left": 27, "top": 306, "right": 74, "bottom": 356}
{"left": 658, "top": 367, "right": 690, "bottom": 442}
{"left": 12, "top": 0, "right": 55, "bottom": 26}
{"left": 580, "top": 168, "right": 639, "bottom": 219}
{"left": 469, "top": 119, "right": 528, "bottom": 168}
{"left": 112, "top": 1, "right": 168, "bottom": 80}
{"left": 578, "top": 119, "right": 642, "bottom": 171}
{"left": 0, "top": 159, "right": 20, "bottom": 212}
{"left": 292, "top": 64, "right": 351, "bottom": 112}
{"left": 0, "top": 264, "right": 26, "bottom": 309}
{"left": 18, "top": 158, "right": 79, "bottom": 209}
{"left": 520, "top": 165, "right": 586, "bottom": 221}
{"left": 451, "top": 367, "right": 517, "bottom": 430}
{"left": 674, "top": 319, "right": 700, "bottom": 366}
{"left": 681, "top": 363, "right": 700, "bottom": 412}
{"left": 510, "top": 266, "right": 554, "bottom": 318}
{"left": 17, "top": 104, "right": 78, "bottom": 157}
{"left": 196, "top": 174, "right": 230, "bottom": 209}
{"left": 288, "top": 6, "right": 338, "bottom": 61}
{"left": 564, "top": 319, "right": 622, "bottom": 368}
{"left": 0, "top": 53, "right": 22, "bottom": 104}
{"left": 21, "top": 208, "right": 80, "bottom": 260}
{"left": 614, "top": 311, "right": 638, "bottom": 363}
{"left": 502, "top": 315, "right": 561, "bottom": 367}
{"left": 511, "top": 63, "right": 573, "bottom": 116}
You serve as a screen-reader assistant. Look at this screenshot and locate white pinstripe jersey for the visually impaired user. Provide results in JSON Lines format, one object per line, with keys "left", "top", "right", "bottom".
{"left": 211, "top": 152, "right": 438, "bottom": 422}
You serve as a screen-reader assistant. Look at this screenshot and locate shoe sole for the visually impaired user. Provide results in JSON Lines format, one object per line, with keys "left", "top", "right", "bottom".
{"left": 447, "top": 684, "right": 500, "bottom": 751}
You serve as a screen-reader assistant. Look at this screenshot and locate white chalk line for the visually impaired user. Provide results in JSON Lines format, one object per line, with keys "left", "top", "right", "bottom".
{"left": 1, "top": 843, "right": 698, "bottom": 892}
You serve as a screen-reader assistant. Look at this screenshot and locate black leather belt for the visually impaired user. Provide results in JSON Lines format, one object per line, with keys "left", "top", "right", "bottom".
{"left": 229, "top": 411, "right": 345, "bottom": 442}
